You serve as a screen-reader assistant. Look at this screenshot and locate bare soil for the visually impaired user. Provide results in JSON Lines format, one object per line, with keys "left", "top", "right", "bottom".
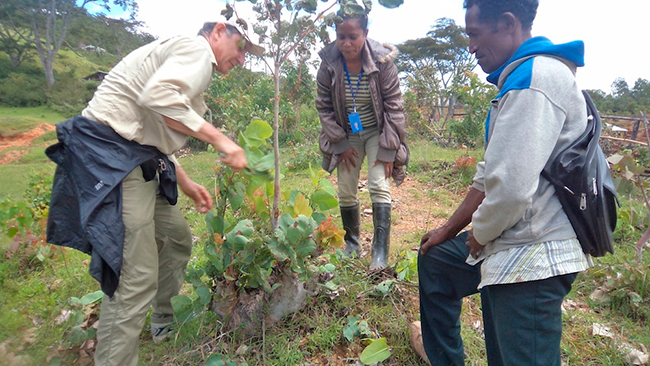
{"left": 0, "top": 124, "right": 56, "bottom": 165}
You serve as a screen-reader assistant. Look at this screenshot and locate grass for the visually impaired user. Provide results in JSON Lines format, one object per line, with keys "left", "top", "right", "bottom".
{"left": 0, "top": 162, "right": 54, "bottom": 199}
{"left": 0, "top": 106, "right": 65, "bottom": 127}
{"left": 1, "top": 136, "right": 649, "bottom": 365}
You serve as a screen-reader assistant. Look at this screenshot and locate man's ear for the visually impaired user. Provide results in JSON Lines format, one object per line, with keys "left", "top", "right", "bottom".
{"left": 499, "top": 12, "right": 518, "bottom": 33}
{"left": 211, "top": 22, "right": 227, "bottom": 39}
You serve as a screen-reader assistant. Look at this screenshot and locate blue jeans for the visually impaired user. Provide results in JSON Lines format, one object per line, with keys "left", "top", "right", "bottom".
{"left": 418, "top": 231, "right": 576, "bottom": 366}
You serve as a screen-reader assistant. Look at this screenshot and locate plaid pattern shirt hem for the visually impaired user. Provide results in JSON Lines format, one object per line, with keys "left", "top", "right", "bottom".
{"left": 474, "top": 238, "right": 592, "bottom": 290}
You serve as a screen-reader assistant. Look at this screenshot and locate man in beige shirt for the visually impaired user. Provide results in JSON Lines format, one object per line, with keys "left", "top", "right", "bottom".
{"left": 80, "top": 22, "right": 263, "bottom": 366}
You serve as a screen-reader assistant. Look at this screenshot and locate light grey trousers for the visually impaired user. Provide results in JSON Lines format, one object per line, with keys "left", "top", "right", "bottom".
{"left": 337, "top": 127, "right": 391, "bottom": 206}
{"left": 94, "top": 166, "right": 192, "bottom": 366}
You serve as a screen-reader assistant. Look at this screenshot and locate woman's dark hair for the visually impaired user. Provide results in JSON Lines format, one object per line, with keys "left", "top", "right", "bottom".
{"left": 463, "top": 0, "right": 538, "bottom": 30}
{"left": 335, "top": 12, "right": 368, "bottom": 32}
{"left": 197, "top": 22, "right": 241, "bottom": 37}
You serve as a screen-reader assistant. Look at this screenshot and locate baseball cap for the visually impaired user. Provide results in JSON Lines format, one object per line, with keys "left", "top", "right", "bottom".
{"left": 205, "top": 18, "right": 264, "bottom": 57}
{"left": 237, "top": 30, "right": 264, "bottom": 57}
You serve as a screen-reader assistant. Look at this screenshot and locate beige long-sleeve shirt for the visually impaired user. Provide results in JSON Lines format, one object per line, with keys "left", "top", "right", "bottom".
{"left": 82, "top": 36, "right": 217, "bottom": 155}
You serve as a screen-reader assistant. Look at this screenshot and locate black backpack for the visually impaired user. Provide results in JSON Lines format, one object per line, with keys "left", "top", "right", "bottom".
{"left": 541, "top": 90, "right": 619, "bottom": 257}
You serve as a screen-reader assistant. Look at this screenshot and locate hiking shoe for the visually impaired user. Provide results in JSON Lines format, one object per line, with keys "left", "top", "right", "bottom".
{"left": 151, "top": 322, "right": 173, "bottom": 343}
{"left": 409, "top": 321, "right": 431, "bottom": 365}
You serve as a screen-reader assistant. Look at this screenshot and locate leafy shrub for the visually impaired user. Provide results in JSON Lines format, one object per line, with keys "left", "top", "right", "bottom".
{"left": 0, "top": 172, "right": 54, "bottom": 279}
{"left": 47, "top": 71, "right": 99, "bottom": 117}
{"left": 0, "top": 73, "right": 47, "bottom": 107}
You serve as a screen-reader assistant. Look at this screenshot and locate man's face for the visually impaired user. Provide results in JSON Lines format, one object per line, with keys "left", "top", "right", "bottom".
{"left": 212, "top": 27, "right": 246, "bottom": 74}
{"left": 465, "top": 5, "right": 516, "bottom": 74}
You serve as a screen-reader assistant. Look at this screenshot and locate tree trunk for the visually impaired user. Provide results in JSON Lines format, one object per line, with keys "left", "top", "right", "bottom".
{"left": 43, "top": 57, "right": 55, "bottom": 87}
{"left": 271, "top": 62, "right": 281, "bottom": 230}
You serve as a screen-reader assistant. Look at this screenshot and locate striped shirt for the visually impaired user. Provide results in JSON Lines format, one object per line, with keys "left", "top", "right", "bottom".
{"left": 345, "top": 72, "right": 377, "bottom": 129}
{"left": 472, "top": 238, "right": 592, "bottom": 289}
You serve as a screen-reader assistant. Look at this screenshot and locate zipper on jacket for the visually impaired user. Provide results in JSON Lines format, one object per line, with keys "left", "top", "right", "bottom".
{"left": 580, "top": 193, "right": 587, "bottom": 210}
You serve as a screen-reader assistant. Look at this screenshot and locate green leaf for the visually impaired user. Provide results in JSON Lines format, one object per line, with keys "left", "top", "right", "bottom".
{"left": 254, "top": 196, "right": 269, "bottom": 217}
{"left": 205, "top": 244, "right": 223, "bottom": 273}
{"left": 378, "top": 0, "right": 403, "bottom": 8}
{"left": 171, "top": 295, "right": 195, "bottom": 323}
{"left": 320, "top": 263, "right": 336, "bottom": 273}
{"left": 205, "top": 353, "right": 237, "bottom": 366}
{"left": 343, "top": 316, "right": 360, "bottom": 342}
{"left": 220, "top": 3, "right": 234, "bottom": 20}
{"left": 196, "top": 286, "right": 212, "bottom": 305}
{"left": 318, "top": 178, "right": 337, "bottom": 196}
{"left": 7, "top": 227, "right": 18, "bottom": 238}
{"left": 206, "top": 212, "right": 225, "bottom": 236}
{"left": 255, "top": 153, "right": 275, "bottom": 172}
{"left": 66, "top": 326, "right": 93, "bottom": 346}
{"left": 360, "top": 338, "right": 391, "bottom": 364}
{"left": 371, "top": 280, "right": 395, "bottom": 297}
{"left": 245, "top": 119, "right": 273, "bottom": 140}
{"left": 79, "top": 291, "right": 104, "bottom": 306}
{"left": 311, "top": 189, "right": 338, "bottom": 211}
{"left": 228, "top": 182, "right": 246, "bottom": 210}
{"left": 312, "top": 212, "right": 326, "bottom": 227}
{"left": 267, "top": 237, "right": 290, "bottom": 261}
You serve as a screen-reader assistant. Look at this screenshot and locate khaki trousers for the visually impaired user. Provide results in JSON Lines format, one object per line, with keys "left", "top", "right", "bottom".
{"left": 337, "top": 127, "right": 391, "bottom": 206}
{"left": 94, "top": 166, "right": 192, "bottom": 366}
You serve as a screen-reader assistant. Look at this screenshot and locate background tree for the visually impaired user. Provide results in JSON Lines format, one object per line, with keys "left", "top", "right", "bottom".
{"left": 0, "top": 2, "right": 35, "bottom": 68}
{"left": 448, "top": 71, "right": 497, "bottom": 147}
{"left": 397, "top": 18, "right": 475, "bottom": 140}
{"left": 0, "top": 0, "right": 137, "bottom": 87}
{"left": 68, "top": 15, "right": 154, "bottom": 61}
{"left": 223, "top": 0, "right": 404, "bottom": 229}
{"left": 280, "top": 53, "right": 317, "bottom": 134}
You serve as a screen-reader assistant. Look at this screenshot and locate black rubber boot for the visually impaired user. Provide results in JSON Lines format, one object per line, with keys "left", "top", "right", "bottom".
{"left": 340, "top": 203, "right": 361, "bottom": 257}
{"left": 370, "top": 202, "right": 391, "bottom": 270}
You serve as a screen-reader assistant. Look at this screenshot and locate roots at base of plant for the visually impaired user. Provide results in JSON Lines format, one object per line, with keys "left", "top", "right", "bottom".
{"left": 210, "top": 272, "right": 317, "bottom": 338}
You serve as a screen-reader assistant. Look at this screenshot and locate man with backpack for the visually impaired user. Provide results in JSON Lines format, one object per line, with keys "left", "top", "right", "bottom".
{"left": 409, "top": 0, "right": 593, "bottom": 364}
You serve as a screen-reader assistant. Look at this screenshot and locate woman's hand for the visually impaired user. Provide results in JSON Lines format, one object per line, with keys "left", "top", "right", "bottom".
{"left": 373, "top": 159, "right": 393, "bottom": 179}
{"left": 339, "top": 147, "right": 359, "bottom": 173}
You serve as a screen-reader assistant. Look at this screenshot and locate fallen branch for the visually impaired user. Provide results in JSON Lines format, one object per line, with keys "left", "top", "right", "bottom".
{"left": 600, "top": 135, "right": 648, "bottom": 146}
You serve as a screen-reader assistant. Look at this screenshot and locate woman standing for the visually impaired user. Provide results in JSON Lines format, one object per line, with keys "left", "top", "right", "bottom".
{"left": 316, "top": 13, "right": 407, "bottom": 270}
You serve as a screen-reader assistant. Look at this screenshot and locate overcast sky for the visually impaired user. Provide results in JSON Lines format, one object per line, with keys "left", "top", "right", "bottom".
{"left": 100, "top": 0, "right": 649, "bottom": 93}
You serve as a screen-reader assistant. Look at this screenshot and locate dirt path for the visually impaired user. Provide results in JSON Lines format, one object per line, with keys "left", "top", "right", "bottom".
{"left": 0, "top": 124, "right": 56, "bottom": 165}
{"left": 328, "top": 175, "right": 463, "bottom": 260}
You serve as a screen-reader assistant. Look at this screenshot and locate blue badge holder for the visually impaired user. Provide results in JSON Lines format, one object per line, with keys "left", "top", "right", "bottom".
{"left": 349, "top": 112, "right": 363, "bottom": 133}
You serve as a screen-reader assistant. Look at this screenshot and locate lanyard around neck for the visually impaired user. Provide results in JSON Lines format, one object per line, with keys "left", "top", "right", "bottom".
{"left": 343, "top": 60, "right": 364, "bottom": 113}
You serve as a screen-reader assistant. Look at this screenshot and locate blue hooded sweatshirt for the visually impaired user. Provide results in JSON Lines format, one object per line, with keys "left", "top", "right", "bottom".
{"left": 469, "top": 36, "right": 588, "bottom": 255}
{"left": 484, "top": 36, "right": 585, "bottom": 142}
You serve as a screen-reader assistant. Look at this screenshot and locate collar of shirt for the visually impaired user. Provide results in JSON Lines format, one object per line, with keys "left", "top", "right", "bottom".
{"left": 196, "top": 36, "right": 218, "bottom": 73}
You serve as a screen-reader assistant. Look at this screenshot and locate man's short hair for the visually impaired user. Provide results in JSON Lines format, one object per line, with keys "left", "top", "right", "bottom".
{"left": 197, "top": 22, "right": 241, "bottom": 37}
{"left": 463, "top": 0, "right": 538, "bottom": 30}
